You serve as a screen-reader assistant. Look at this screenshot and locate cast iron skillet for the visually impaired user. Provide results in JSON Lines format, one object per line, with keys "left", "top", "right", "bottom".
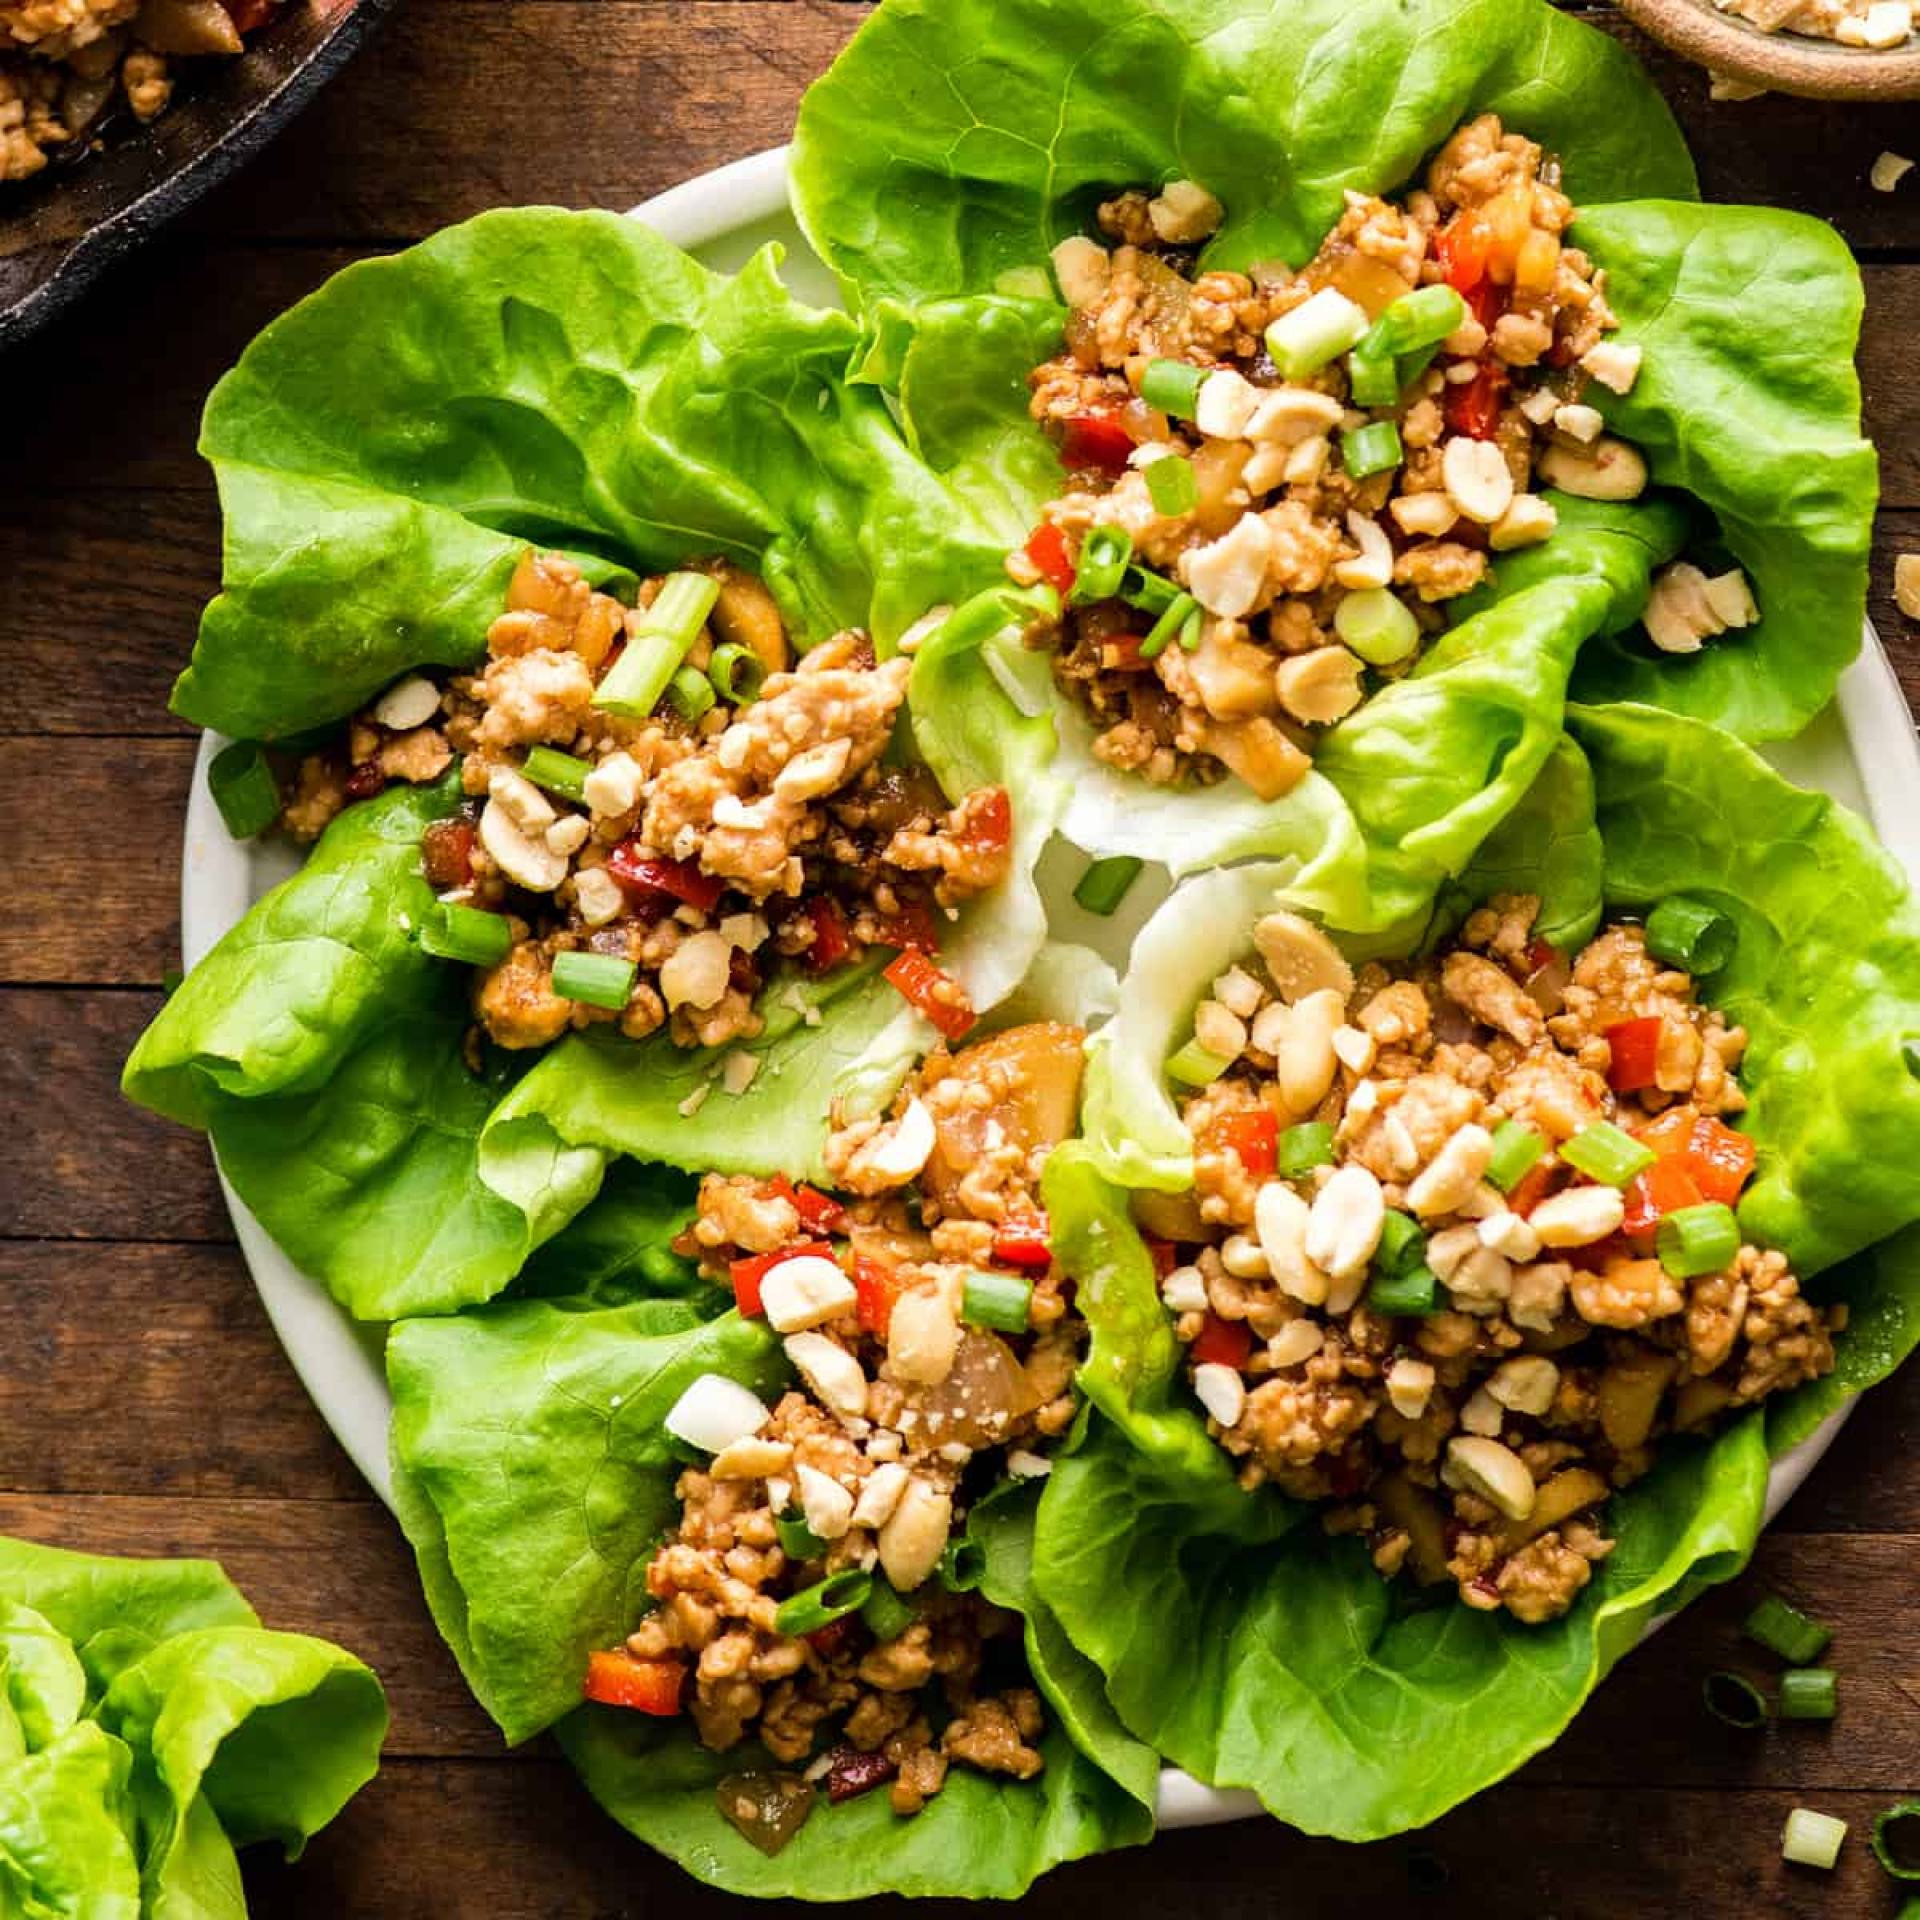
{"left": 0, "top": 0, "right": 397, "bottom": 349}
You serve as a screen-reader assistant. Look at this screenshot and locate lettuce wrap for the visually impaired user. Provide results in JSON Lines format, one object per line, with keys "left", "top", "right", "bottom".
{"left": 1031, "top": 703, "right": 1920, "bottom": 1839}
{"left": 0, "top": 1536, "right": 385, "bottom": 1918}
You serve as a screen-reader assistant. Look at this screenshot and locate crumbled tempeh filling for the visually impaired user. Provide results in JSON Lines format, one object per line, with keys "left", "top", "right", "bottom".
{"left": 1144, "top": 896, "right": 1837, "bottom": 1624}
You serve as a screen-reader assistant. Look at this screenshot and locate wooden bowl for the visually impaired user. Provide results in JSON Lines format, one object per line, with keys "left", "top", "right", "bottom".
{"left": 1615, "top": 0, "right": 1920, "bottom": 97}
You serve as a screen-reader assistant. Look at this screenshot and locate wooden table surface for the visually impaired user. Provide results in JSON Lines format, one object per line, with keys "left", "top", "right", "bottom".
{"left": 2, "top": 5, "right": 1916, "bottom": 1914}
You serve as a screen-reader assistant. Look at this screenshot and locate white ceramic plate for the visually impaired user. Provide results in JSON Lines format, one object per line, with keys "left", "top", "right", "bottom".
{"left": 181, "top": 144, "right": 1920, "bottom": 1832}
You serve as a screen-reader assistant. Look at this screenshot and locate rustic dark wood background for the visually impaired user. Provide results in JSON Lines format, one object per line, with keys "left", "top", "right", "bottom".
{"left": 1, "top": 4, "right": 1916, "bottom": 1914}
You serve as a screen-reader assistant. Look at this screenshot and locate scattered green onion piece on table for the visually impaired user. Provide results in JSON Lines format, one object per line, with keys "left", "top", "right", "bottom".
{"left": 1277, "top": 1121, "right": 1336, "bottom": 1177}
{"left": 939, "top": 1538, "right": 986, "bottom": 1593}
{"left": 1140, "top": 590, "right": 1199, "bottom": 661}
{"left": 1371, "top": 283, "right": 1468, "bottom": 355}
{"left": 1657, "top": 1202, "right": 1741, "bottom": 1279}
{"left": 1333, "top": 586, "right": 1420, "bottom": 666}
{"left": 1782, "top": 1808, "right": 1847, "bottom": 1871}
{"left": 420, "top": 903, "right": 513, "bottom": 968}
{"left": 775, "top": 1509, "right": 829, "bottom": 1562}
{"left": 1487, "top": 1120, "right": 1548, "bottom": 1193}
{"left": 1701, "top": 1670, "right": 1769, "bottom": 1731}
{"left": 707, "top": 642, "right": 767, "bottom": 706}
{"left": 520, "top": 745, "right": 591, "bottom": 802}
{"left": 1145, "top": 454, "right": 1198, "bottom": 516}
{"left": 552, "top": 950, "right": 637, "bottom": 1011}
{"left": 1340, "top": 420, "right": 1404, "bottom": 480}
{"left": 1167, "top": 1038, "right": 1232, "bottom": 1088}
{"left": 593, "top": 571, "right": 720, "bottom": 717}
{"left": 859, "top": 1580, "right": 918, "bottom": 1644}
{"left": 1744, "top": 1593, "right": 1833, "bottom": 1664}
{"left": 963, "top": 1269, "right": 1034, "bottom": 1332}
{"left": 1073, "top": 855, "right": 1144, "bottom": 917}
{"left": 1646, "top": 896, "right": 1737, "bottom": 976}
{"left": 773, "top": 1569, "right": 872, "bottom": 1638}
{"left": 1778, "top": 1669, "right": 1837, "bottom": 1721}
{"left": 1345, "top": 347, "right": 1402, "bottom": 408}
{"left": 667, "top": 665, "right": 716, "bottom": 723}
{"left": 1070, "top": 524, "right": 1134, "bottom": 605}
{"left": 1264, "top": 288, "right": 1369, "bottom": 379}
{"left": 1871, "top": 1801, "right": 1920, "bottom": 1881}
{"left": 1561, "top": 1120, "right": 1656, "bottom": 1187}
{"left": 208, "top": 741, "right": 281, "bottom": 840}
{"left": 1373, "top": 1208, "right": 1426, "bottom": 1277}
{"left": 1141, "top": 357, "right": 1207, "bottom": 418}
{"left": 1367, "top": 1262, "right": 1439, "bottom": 1317}
{"left": 1120, "top": 564, "right": 1182, "bottom": 615}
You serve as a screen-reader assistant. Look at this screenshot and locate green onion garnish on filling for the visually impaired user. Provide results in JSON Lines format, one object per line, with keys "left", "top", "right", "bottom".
{"left": 208, "top": 740, "right": 281, "bottom": 840}
{"left": 1264, "top": 287, "right": 1369, "bottom": 379}
{"left": 1366, "top": 1261, "right": 1439, "bottom": 1317}
{"left": 1782, "top": 1808, "right": 1848, "bottom": 1872}
{"left": 1369, "top": 283, "right": 1469, "bottom": 358}
{"left": 1166, "top": 1037, "right": 1232, "bottom": 1088}
{"left": 420, "top": 903, "right": 513, "bottom": 968}
{"left": 962, "top": 1269, "right": 1034, "bottom": 1333}
{"left": 1276, "top": 1121, "right": 1336, "bottom": 1177}
{"left": 551, "top": 950, "right": 637, "bottom": 1011}
{"left": 1743, "top": 1593, "right": 1833, "bottom": 1665}
{"left": 1333, "top": 585, "right": 1420, "bottom": 666}
{"left": 1373, "top": 1207, "right": 1426, "bottom": 1277}
{"left": 1872, "top": 1800, "right": 1920, "bottom": 1881}
{"left": 707, "top": 641, "right": 767, "bottom": 706}
{"left": 859, "top": 1578, "right": 918, "bottom": 1644}
{"left": 1559, "top": 1120, "right": 1656, "bottom": 1187}
{"left": 1778, "top": 1668, "right": 1838, "bottom": 1722}
{"left": 1701, "top": 1670, "right": 1769, "bottom": 1731}
{"left": 593, "top": 570, "right": 721, "bottom": 718}
{"left": 1656, "top": 1201, "right": 1740, "bottom": 1279}
{"left": 939, "top": 1537, "right": 986, "bottom": 1593}
{"left": 1120, "top": 563, "right": 1183, "bottom": 614}
{"left": 775, "top": 1509, "right": 828, "bottom": 1562}
{"left": 520, "top": 744, "right": 592, "bottom": 802}
{"left": 1140, "top": 357, "right": 1207, "bottom": 419}
{"left": 1345, "top": 346, "right": 1402, "bottom": 409}
{"left": 1645, "top": 895, "right": 1737, "bottom": 976}
{"left": 1340, "top": 419, "right": 1404, "bottom": 480}
{"left": 1486, "top": 1119, "right": 1548, "bottom": 1193}
{"left": 772, "top": 1569, "right": 872, "bottom": 1639}
{"left": 1140, "top": 589, "right": 1200, "bottom": 661}
{"left": 666, "top": 664, "right": 716, "bottom": 724}
{"left": 1070, "top": 524, "right": 1134, "bottom": 605}
{"left": 1145, "top": 453, "right": 1199, "bottom": 516}
{"left": 1072, "top": 854, "right": 1144, "bottom": 917}
{"left": 1178, "top": 603, "right": 1205, "bottom": 652}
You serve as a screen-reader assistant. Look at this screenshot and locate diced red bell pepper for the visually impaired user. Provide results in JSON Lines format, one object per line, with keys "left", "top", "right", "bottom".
{"left": 583, "top": 1650, "right": 684, "bottom": 1715}
{"left": 1622, "top": 1156, "right": 1703, "bottom": 1239}
{"left": 222, "top": 0, "right": 275, "bottom": 33}
{"left": 1024, "top": 523, "right": 1076, "bottom": 596}
{"left": 1685, "top": 1115, "right": 1756, "bottom": 1206}
{"left": 1465, "top": 275, "right": 1507, "bottom": 331}
{"left": 961, "top": 788, "right": 1013, "bottom": 858}
{"left": 1526, "top": 938, "right": 1559, "bottom": 976}
{"left": 1506, "top": 1157, "right": 1560, "bottom": 1219}
{"left": 1061, "top": 412, "right": 1137, "bottom": 472}
{"left": 729, "top": 1241, "right": 836, "bottom": 1318}
{"left": 1190, "top": 1312, "right": 1252, "bottom": 1370}
{"left": 1444, "top": 364, "right": 1506, "bottom": 441}
{"left": 849, "top": 1254, "right": 905, "bottom": 1337}
{"left": 344, "top": 760, "right": 386, "bottom": 802}
{"left": 872, "top": 899, "right": 941, "bottom": 956}
{"left": 1605, "top": 1016, "right": 1664, "bottom": 1094}
{"left": 1142, "top": 1236, "right": 1178, "bottom": 1280}
{"left": 606, "top": 844, "right": 726, "bottom": 914}
{"left": 884, "top": 949, "right": 976, "bottom": 1041}
{"left": 992, "top": 1218, "right": 1054, "bottom": 1269}
{"left": 1217, "top": 1110, "right": 1278, "bottom": 1182}
{"left": 771, "top": 1175, "right": 845, "bottom": 1235}
{"left": 805, "top": 1617, "right": 858, "bottom": 1659}
{"left": 420, "top": 818, "right": 476, "bottom": 891}
{"left": 1435, "top": 217, "right": 1489, "bottom": 294}
{"left": 798, "top": 897, "right": 853, "bottom": 974}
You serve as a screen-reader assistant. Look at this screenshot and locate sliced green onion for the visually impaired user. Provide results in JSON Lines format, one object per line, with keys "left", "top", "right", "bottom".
{"left": 1346, "top": 346, "right": 1403, "bottom": 409}
{"left": 593, "top": 571, "right": 720, "bottom": 717}
{"left": 1333, "top": 586, "right": 1420, "bottom": 666}
{"left": 1145, "top": 455, "right": 1198, "bottom": 516}
{"left": 552, "top": 950, "right": 637, "bottom": 1011}
{"left": 1178, "top": 604, "right": 1205, "bottom": 651}
{"left": 1645, "top": 896, "right": 1736, "bottom": 977}
{"left": 1782, "top": 1807, "right": 1847, "bottom": 1872}
{"left": 773, "top": 1569, "right": 872, "bottom": 1639}
{"left": 1276, "top": 1121, "right": 1336, "bottom": 1177}
{"left": 1744, "top": 1593, "right": 1832, "bottom": 1665}
{"left": 1560, "top": 1120, "right": 1656, "bottom": 1188}
{"left": 1702, "top": 1670, "right": 1769, "bottom": 1731}
{"left": 962, "top": 1269, "right": 1034, "bottom": 1333}
{"left": 521, "top": 745, "right": 591, "bottom": 802}
{"left": 1340, "top": 420, "right": 1404, "bottom": 480}
{"left": 707, "top": 642, "right": 767, "bottom": 706}
{"left": 1367, "top": 1262, "right": 1439, "bottom": 1317}
{"left": 1120, "top": 564, "right": 1182, "bottom": 615}
{"left": 1073, "top": 855, "right": 1143, "bottom": 917}
{"left": 938, "top": 1537, "right": 986, "bottom": 1593}
{"left": 1167, "top": 1038, "right": 1232, "bottom": 1088}
{"left": 667, "top": 665, "right": 716, "bottom": 723}
{"left": 1396, "top": 342, "right": 1442, "bottom": 389}
{"left": 1070, "top": 524, "right": 1134, "bottom": 605}
{"left": 775, "top": 1509, "right": 828, "bottom": 1562}
{"left": 208, "top": 741, "right": 281, "bottom": 840}
{"left": 1373, "top": 1209, "right": 1426, "bottom": 1278}
{"left": 420, "top": 903, "right": 512, "bottom": 968}
{"left": 859, "top": 1579, "right": 918, "bottom": 1644}
{"left": 1487, "top": 1120, "right": 1548, "bottom": 1193}
{"left": 1140, "top": 589, "right": 1199, "bottom": 661}
{"left": 1871, "top": 1800, "right": 1920, "bottom": 1881}
{"left": 1778, "top": 1668, "right": 1837, "bottom": 1721}
{"left": 1656, "top": 1202, "right": 1740, "bottom": 1279}
{"left": 1141, "top": 357, "right": 1207, "bottom": 419}
{"left": 1369, "top": 283, "right": 1469, "bottom": 357}
{"left": 1264, "top": 288, "right": 1369, "bottom": 379}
